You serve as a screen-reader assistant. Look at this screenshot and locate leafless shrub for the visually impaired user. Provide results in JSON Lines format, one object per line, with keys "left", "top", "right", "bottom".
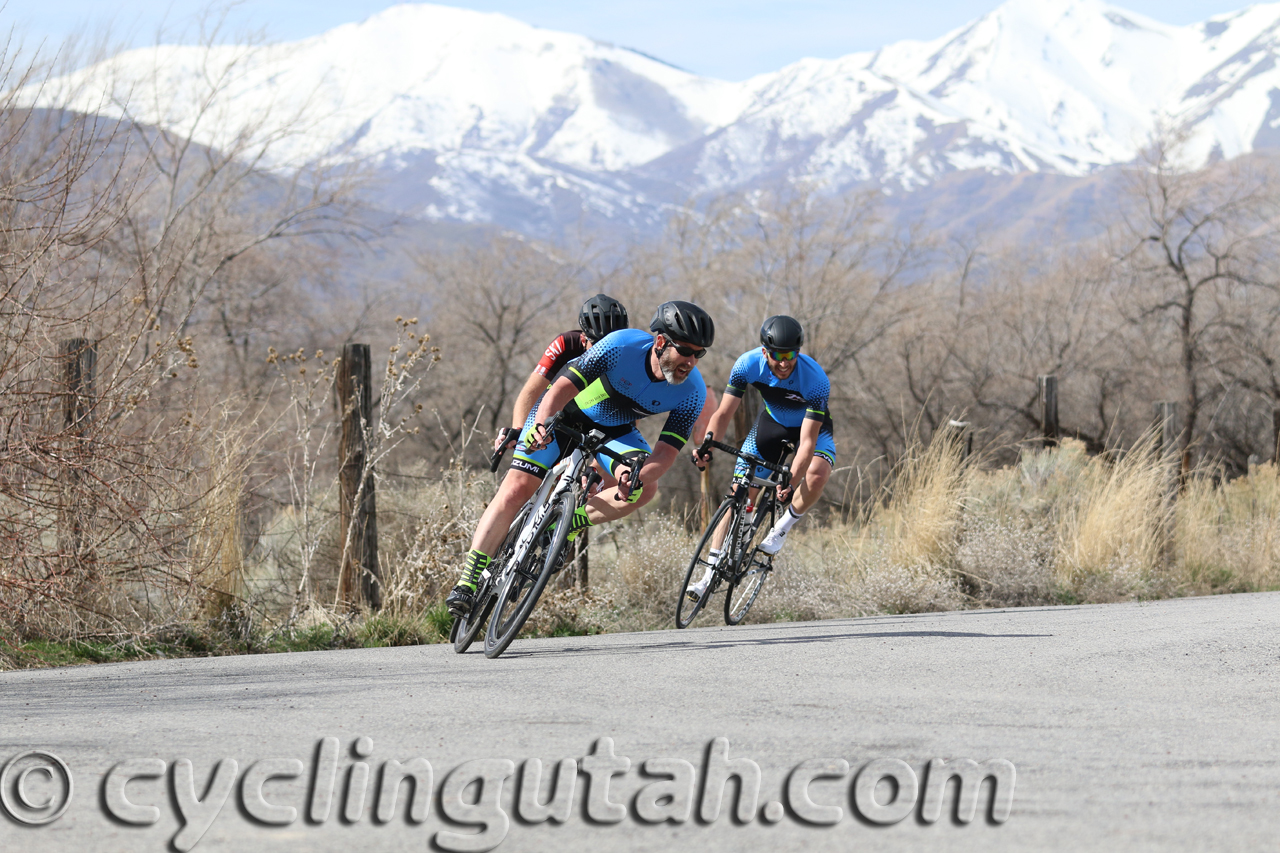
{"left": 0, "top": 26, "right": 375, "bottom": 640}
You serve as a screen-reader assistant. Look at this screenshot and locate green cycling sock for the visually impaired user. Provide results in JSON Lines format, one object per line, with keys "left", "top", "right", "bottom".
{"left": 566, "top": 506, "right": 594, "bottom": 543}
{"left": 457, "top": 549, "right": 491, "bottom": 590}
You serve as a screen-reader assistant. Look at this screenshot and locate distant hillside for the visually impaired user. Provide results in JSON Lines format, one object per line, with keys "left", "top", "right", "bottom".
{"left": 22, "top": 0, "right": 1280, "bottom": 240}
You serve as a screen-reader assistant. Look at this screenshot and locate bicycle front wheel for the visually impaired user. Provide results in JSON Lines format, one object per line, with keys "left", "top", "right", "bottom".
{"left": 453, "top": 504, "right": 531, "bottom": 654}
{"left": 484, "top": 496, "right": 573, "bottom": 658}
{"left": 724, "top": 496, "right": 775, "bottom": 625}
{"left": 676, "top": 498, "right": 736, "bottom": 629}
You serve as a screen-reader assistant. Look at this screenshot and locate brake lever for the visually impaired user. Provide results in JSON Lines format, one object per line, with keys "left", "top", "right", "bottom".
{"left": 694, "top": 431, "right": 714, "bottom": 469}
{"left": 614, "top": 453, "right": 648, "bottom": 502}
{"left": 489, "top": 427, "right": 515, "bottom": 472}
{"left": 583, "top": 468, "right": 603, "bottom": 496}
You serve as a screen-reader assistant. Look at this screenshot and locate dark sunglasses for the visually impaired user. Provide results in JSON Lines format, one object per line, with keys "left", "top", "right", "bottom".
{"left": 662, "top": 337, "right": 707, "bottom": 359}
{"left": 768, "top": 349, "right": 799, "bottom": 361}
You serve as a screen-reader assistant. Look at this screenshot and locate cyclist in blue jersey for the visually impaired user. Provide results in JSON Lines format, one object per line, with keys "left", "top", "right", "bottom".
{"left": 447, "top": 301, "right": 715, "bottom": 618}
{"left": 686, "top": 315, "right": 834, "bottom": 598}
{"left": 490, "top": 294, "right": 630, "bottom": 458}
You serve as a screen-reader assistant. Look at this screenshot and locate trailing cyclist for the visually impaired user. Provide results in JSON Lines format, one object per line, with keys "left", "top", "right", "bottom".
{"left": 491, "top": 294, "right": 630, "bottom": 459}
{"left": 447, "top": 300, "right": 715, "bottom": 618}
{"left": 687, "top": 315, "right": 834, "bottom": 599}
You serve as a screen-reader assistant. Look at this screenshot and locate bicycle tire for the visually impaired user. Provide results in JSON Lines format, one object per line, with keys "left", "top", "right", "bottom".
{"left": 484, "top": 495, "right": 573, "bottom": 658}
{"left": 724, "top": 495, "right": 776, "bottom": 625}
{"left": 452, "top": 504, "right": 531, "bottom": 654}
{"left": 676, "top": 498, "right": 736, "bottom": 629}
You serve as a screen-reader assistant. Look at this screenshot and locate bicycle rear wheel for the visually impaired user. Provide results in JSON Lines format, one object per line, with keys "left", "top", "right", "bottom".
{"left": 724, "top": 495, "right": 775, "bottom": 625}
{"left": 676, "top": 498, "right": 736, "bottom": 629}
{"left": 484, "top": 496, "right": 573, "bottom": 658}
{"left": 453, "top": 504, "right": 530, "bottom": 654}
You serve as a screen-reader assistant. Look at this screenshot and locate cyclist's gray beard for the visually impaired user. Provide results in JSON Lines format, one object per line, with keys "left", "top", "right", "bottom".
{"left": 658, "top": 347, "right": 687, "bottom": 385}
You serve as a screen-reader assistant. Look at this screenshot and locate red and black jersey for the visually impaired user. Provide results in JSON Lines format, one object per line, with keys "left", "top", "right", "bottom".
{"left": 534, "top": 329, "right": 588, "bottom": 380}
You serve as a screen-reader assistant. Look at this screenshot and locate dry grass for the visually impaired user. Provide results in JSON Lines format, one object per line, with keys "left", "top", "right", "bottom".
{"left": 347, "top": 431, "right": 1280, "bottom": 637}
{"left": 1177, "top": 461, "right": 1280, "bottom": 593}
{"left": 16, "top": 427, "right": 1277, "bottom": 666}
{"left": 1055, "top": 436, "right": 1172, "bottom": 599}
{"left": 192, "top": 430, "right": 1280, "bottom": 652}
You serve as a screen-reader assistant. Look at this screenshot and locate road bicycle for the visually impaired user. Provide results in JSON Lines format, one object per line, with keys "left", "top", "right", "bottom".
{"left": 452, "top": 414, "right": 646, "bottom": 658}
{"left": 676, "top": 434, "right": 792, "bottom": 629}
{"left": 448, "top": 429, "right": 523, "bottom": 653}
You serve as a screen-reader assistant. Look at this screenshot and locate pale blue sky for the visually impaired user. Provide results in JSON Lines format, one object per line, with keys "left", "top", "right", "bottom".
{"left": 4, "top": 1, "right": 1250, "bottom": 80}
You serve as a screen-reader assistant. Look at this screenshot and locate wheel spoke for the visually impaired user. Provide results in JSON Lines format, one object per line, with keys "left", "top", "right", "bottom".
{"left": 724, "top": 495, "right": 775, "bottom": 625}
{"left": 455, "top": 504, "right": 531, "bottom": 654}
{"left": 484, "top": 496, "right": 572, "bottom": 658}
{"left": 677, "top": 498, "right": 736, "bottom": 629}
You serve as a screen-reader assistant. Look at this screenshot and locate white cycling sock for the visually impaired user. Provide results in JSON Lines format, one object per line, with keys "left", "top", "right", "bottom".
{"left": 773, "top": 505, "right": 803, "bottom": 535}
{"left": 698, "top": 550, "right": 722, "bottom": 584}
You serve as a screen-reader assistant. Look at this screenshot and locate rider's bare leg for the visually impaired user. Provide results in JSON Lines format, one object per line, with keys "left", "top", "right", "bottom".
{"left": 470, "top": 469, "right": 543, "bottom": 558}
{"left": 790, "top": 457, "right": 832, "bottom": 515}
{"left": 760, "top": 457, "right": 832, "bottom": 554}
{"left": 709, "top": 483, "right": 761, "bottom": 551}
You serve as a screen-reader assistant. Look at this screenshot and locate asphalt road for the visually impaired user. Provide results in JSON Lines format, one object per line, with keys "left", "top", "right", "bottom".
{"left": 0, "top": 592, "right": 1277, "bottom": 852}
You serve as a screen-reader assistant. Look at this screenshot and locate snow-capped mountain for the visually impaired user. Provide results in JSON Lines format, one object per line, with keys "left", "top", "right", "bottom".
{"left": 664, "top": 0, "right": 1280, "bottom": 195}
{"left": 22, "top": 0, "right": 1280, "bottom": 236}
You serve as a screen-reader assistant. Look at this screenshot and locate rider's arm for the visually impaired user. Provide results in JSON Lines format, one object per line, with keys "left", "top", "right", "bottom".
{"left": 691, "top": 388, "right": 719, "bottom": 443}
{"left": 705, "top": 392, "right": 740, "bottom": 442}
{"left": 635, "top": 441, "right": 680, "bottom": 488}
{"left": 710, "top": 350, "right": 754, "bottom": 442}
{"left": 510, "top": 371, "right": 548, "bottom": 430}
{"left": 691, "top": 391, "right": 739, "bottom": 466}
{"left": 531, "top": 375, "right": 579, "bottom": 433}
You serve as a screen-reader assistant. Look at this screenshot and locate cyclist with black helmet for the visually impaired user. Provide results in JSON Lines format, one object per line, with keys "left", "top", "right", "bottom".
{"left": 447, "top": 300, "right": 715, "bottom": 618}
{"left": 687, "top": 315, "right": 834, "bottom": 597}
{"left": 491, "top": 294, "right": 630, "bottom": 459}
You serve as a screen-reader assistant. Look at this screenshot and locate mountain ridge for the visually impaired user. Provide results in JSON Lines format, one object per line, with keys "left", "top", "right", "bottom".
{"left": 21, "top": 0, "right": 1280, "bottom": 238}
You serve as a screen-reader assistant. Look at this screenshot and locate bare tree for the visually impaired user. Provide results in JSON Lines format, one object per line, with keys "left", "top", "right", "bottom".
{"left": 1113, "top": 135, "right": 1280, "bottom": 468}
{"left": 411, "top": 237, "right": 587, "bottom": 461}
{"left": 0, "top": 24, "right": 376, "bottom": 637}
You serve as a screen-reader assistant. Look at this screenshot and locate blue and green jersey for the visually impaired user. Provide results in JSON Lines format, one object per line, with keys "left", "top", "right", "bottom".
{"left": 564, "top": 328, "right": 706, "bottom": 449}
{"left": 725, "top": 349, "right": 830, "bottom": 429}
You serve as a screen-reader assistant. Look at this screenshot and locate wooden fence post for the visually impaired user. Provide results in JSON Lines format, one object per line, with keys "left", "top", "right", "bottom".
{"left": 1272, "top": 407, "right": 1280, "bottom": 464}
{"left": 1038, "top": 374, "right": 1059, "bottom": 447}
{"left": 59, "top": 338, "right": 96, "bottom": 570}
{"left": 60, "top": 337, "right": 96, "bottom": 433}
{"left": 337, "top": 343, "right": 381, "bottom": 610}
{"left": 1153, "top": 401, "right": 1180, "bottom": 566}
{"left": 1153, "top": 402, "right": 1180, "bottom": 463}
{"left": 699, "top": 460, "right": 712, "bottom": 530}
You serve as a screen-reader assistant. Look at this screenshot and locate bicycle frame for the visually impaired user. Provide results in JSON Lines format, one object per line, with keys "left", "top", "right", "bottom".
{"left": 482, "top": 417, "right": 648, "bottom": 656}
{"left": 704, "top": 435, "right": 792, "bottom": 566}
{"left": 494, "top": 451, "right": 581, "bottom": 586}
{"left": 676, "top": 433, "right": 794, "bottom": 628}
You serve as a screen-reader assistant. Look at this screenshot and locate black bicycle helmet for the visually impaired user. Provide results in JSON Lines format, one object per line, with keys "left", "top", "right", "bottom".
{"left": 649, "top": 300, "right": 715, "bottom": 348}
{"left": 759, "top": 315, "right": 804, "bottom": 350}
{"left": 579, "top": 294, "right": 629, "bottom": 342}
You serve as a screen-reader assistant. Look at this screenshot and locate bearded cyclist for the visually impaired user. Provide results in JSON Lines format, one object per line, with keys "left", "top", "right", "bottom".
{"left": 491, "top": 294, "right": 630, "bottom": 458}
{"left": 686, "top": 315, "right": 834, "bottom": 599}
{"left": 447, "top": 300, "right": 715, "bottom": 617}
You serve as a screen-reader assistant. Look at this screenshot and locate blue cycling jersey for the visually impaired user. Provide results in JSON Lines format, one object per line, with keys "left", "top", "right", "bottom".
{"left": 564, "top": 328, "right": 706, "bottom": 449}
{"left": 725, "top": 349, "right": 830, "bottom": 429}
